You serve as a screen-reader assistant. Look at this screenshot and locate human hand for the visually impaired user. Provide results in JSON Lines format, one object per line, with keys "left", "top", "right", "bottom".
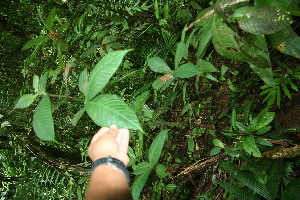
{"left": 88, "top": 125, "right": 130, "bottom": 166}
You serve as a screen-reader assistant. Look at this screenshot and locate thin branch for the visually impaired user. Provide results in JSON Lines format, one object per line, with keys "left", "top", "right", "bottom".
{"left": 185, "top": 0, "right": 250, "bottom": 32}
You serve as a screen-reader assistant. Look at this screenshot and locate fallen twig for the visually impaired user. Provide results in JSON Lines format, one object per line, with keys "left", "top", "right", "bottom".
{"left": 185, "top": 0, "right": 250, "bottom": 32}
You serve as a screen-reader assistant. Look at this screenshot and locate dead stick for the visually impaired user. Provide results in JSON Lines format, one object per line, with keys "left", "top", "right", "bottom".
{"left": 184, "top": 0, "right": 250, "bottom": 32}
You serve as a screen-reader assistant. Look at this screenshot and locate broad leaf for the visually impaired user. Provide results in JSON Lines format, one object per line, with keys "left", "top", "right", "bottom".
{"left": 71, "top": 108, "right": 85, "bottom": 126}
{"left": 233, "top": 6, "right": 291, "bottom": 35}
{"left": 173, "top": 63, "right": 200, "bottom": 78}
{"left": 148, "top": 129, "right": 168, "bottom": 167}
{"left": 132, "top": 162, "right": 150, "bottom": 175}
{"left": 22, "top": 36, "right": 49, "bottom": 50}
{"left": 33, "top": 95, "right": 55, "bottom": 141}
{"left": 86, "top": 50, "right": 129, "bottom": 101}
{"left": 132, "top": 169, "right": 151, "bottom": 200}
{"left": 57, "top": 22, "right": 70, "bottom": 33}
{"left": 46, "top": 7, "right": 56, "bottom": 30}
{"left": 148, "top": 57, "right": 171, "bottom": 73}
{"left": 242, "top": 135, "right": 262, "bottom": 157}
{"left": 211, "top": 15, "right": 247, "bottom": 62}
{"left": 268, "top": 26, "right": 300, "bottom": 59}
{"left": 14, "top": 94, "right": 38, "bottom": 109}
{"left": 196, "top": 18, "right": 212, "bottom": 59}
{"left": 198, "top": 59, "right": 219, "bottom": 72}
{"left": 78, "top": 68, "right": 88, "bottom": 95}
{"left": 85, "top": 94, "right": 142, "bottom": 131}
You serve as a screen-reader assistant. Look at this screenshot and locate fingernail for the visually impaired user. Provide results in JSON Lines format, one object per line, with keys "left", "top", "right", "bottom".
{"left": 111, "top": 125, "right": 117, "bottom": 129}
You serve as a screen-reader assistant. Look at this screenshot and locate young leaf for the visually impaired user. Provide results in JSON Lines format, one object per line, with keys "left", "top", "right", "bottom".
{"left": 39, "top": 72, "right": 48, "bottom": 93}
{"left": 33, "top": 95, "right": 55, "bottom": 141}
{"left": 175, "top": 42, "right": 185, "bottom": 69}
{"left": 197, "top": 59, "right": 219, "bottom": 73}
{"left": 148, "top": 129, "right": 168, "bottom": 167}
{"left": 242, "top": 135, "right": 262, "bottom": 157}
{"left": 148, "top": 57, "right": 171, "bottom": 73}
{"left": 132, "top": 169, "right": 151, "bottom": 200}
{"left": 85, "top": 94, "right": 142, "bottom": 131}
{"left": 156, "top": 163, "right": 170, "bottom": 178}
{"left": 71, "top": 108, "right": 85, "bottom": 126}
{"left": 14, "top": 94, "right": 38, "bottom": 109}
{"left": 209, "top": 147, "right": 222, "bottom": 156}
{"left": 78, "top": 68, "right": 89, "bottom": 96}
{"left": 46, "top": 7, "right": 56, "bottom": 31}
{"left": 173, "top": 63, "right": 200, "bottom": 78}
{"left": 22, "top": 36, "right": 50, "bottom": 50}
{"left": 86, "top": 50, "right": 129, "bottom": 101}
{"left": 132, "top": 162, "right": 150, "bottom": 175}
{"left": 33, "top": 75, "right": 39, "bottom": 93}
{"left": 213, "top": 139, "right": 225, "bottom": 148}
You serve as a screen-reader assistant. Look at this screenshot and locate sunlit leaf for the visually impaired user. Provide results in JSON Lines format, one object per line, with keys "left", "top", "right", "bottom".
{"left": 46, "top": 7, "right": 56, "bottom": 30}
{"left": 39, "top": 72, "right": 48, "bottom": 93}
{"left": 86, "top": 50, "right": 130, "bottom": 101}
{"left": 22, "top": 36, "right": 49, "bottom": 50}
{"left": 132, "top": 169, "right": 151, "bottom": 200}
{"left": 249, "top": 111, "right": 275, "bottom": 132}
{"left": 173, "top": 63, "right": 200, "bottom": 78}
{"left": 71, "top": 108, "right": 85, "bottom": 126}
{"left": 33, "top": 95, "right": 55, "bottom": 141}
{"left": 148, "top": 57, "right": 171, "bottom": 73}
{"left": 242, "top": 135, "right": 262, "bottom": 157}
{"left": 33, "top": 75, "right": 39, "bottom": 93}
{"left": 14, "top": 94, "right": 38, "bottom": 109}
{"left": 78, "top": 68, "right": 88, "bottom": 96}
{"left": 85, "top": 94, "right": 142, "bottom": 131}
{"left": 148, "top": 129, "right": 168, "bottom": 167}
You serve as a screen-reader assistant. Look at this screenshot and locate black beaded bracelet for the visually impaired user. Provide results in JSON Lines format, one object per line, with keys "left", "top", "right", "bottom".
{"left": 91, "top": 156, "right": 130, "bottom": 183}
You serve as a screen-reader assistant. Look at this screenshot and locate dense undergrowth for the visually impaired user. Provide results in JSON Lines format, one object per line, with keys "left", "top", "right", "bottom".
{"left": 1, "top": 0, "right": 300, "bottom": 199}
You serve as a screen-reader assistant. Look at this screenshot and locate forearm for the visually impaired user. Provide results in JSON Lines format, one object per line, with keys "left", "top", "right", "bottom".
{"left": 86, "top": 165, "right": 132, "bottom": 200}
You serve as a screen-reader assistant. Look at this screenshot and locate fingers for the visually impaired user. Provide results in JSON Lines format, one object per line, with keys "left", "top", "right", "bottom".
{"left": 90, "top": 127, "right": 109, "bottom": 144}
{"left": 116, "top": 128, "right": 130, "bottom": 154}
{"left": 109, "top": 125, "right": 118, "bottom": 137}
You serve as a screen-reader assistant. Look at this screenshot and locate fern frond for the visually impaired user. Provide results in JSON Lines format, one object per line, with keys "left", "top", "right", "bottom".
{"left": 161, "top": 29, "right": 178, "bottom": 55}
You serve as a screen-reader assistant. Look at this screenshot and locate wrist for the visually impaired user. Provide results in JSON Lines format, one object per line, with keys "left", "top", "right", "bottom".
{"left": 91, "top": 156, "right": 130, "bottom": 183}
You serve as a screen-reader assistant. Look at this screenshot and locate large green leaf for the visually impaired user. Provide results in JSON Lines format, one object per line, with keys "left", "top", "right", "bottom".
{"left": 132, "top": 169, "right": 151, "bottom": 200}
{"left": 198, "top": 59, "right": 219, "bottom": 72}
{"left": 221, "top": 162, "right": 272, "bottom": 200}
{"left": 148, "top": 129, "right": 168, "bottom": 167}
{"left": 148, "top": 57, "right": 171, "bottom": 73}
{"left": 33, "top": 96, "right": 55, "bottom": 141}
{"left": 242, "top": 135, "right": 262, "bottom": 157}
{"left": 22, "top": 36, "right": 49, "bottom": 50}
{"left": 85, "top": 94, "right": 142, "bottom": 131}
{"left": 233, "top": 6, "right": 292, "bottom": 35}
{"left": 14, "top": 94, "right": 38, "bottom": 109}
{"left": 211, "top": 15, "right": 248, "bottom": 62}
{"left": 196, "top": 17, "right": 212, "bottom": 59}
{"left": 268, "top": 26, "right": 300, "bottom": 59}
{"left": 86, "top": 50, "right": 129, "bottom": 101}
{"left": 46, "top": 7, "right": 56, "bottom": 30}
{"left": 173, "top": 63, "right": 201, "bottom": 78}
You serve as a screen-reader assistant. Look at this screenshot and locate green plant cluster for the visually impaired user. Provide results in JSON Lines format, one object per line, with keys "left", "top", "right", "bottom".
{"left": 1, "top": 0, "right": 300, "bottom": 199}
